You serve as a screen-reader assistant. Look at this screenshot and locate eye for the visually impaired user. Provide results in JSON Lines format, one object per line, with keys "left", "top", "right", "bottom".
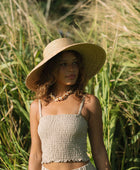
{"left": 60, "top": 63, "right": 67, "bottom": 67}
{"left": 72, "top": 62, "right": 78, "bottom": 66}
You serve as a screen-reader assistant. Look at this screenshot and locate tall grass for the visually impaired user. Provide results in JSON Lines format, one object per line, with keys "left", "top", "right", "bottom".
{"left": 0, "top": 0, "right": 140, "bottom": 169}
{"left": 78, "top": 0, "right": 140, "bottom": 169}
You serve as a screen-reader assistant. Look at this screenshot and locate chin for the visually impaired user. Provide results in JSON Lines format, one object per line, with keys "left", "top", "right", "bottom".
{"left": 66, "top": 81, "right": 76, "bottom": 86}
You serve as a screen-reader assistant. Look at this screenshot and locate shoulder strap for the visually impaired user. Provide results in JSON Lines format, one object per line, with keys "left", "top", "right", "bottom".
{"left": 77, "top": 96, "right": 85, "bottom": 115}
{"left": 38, "top": 99, "right": 42, "bottom": 118}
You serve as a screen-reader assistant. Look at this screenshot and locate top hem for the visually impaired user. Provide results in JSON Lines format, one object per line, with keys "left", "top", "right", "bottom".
{"left": 41, "top": 158, "right": 90, "bottom": 164}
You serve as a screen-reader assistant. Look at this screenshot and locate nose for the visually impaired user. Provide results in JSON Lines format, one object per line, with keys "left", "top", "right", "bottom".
{"left": 67, "top": 64, "right": 74, "bottom": 71}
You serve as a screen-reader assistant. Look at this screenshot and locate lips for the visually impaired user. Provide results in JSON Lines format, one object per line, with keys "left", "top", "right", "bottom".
{"left": 66, "top": 74, "right": 76, "bottom": 80}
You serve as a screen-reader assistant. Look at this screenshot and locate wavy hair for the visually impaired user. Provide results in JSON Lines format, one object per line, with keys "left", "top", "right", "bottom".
{"left": 35, "top": 50, "right": 86, "bottom": 103}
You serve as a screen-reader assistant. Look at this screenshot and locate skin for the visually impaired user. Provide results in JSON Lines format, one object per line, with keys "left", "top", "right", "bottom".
{"left": 28, "top": 52, "right": 111, "bottom": 170}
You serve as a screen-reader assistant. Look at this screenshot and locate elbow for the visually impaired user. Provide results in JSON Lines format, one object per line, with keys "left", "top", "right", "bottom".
{"left": 29, "top": 152, "right": 42, "bottom": 161}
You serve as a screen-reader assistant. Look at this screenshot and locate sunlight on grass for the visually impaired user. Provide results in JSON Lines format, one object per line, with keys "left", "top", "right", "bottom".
{"left": 0, "top": 0, "right": 139, "bottom": 169}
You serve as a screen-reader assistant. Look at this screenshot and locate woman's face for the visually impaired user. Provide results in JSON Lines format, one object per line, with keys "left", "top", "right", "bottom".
{"left": 55, "top": 51, "right": 79, "bottom": 87}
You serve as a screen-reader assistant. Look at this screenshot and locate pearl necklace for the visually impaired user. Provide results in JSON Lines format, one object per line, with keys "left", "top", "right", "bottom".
{"left": 50, "top": 90, "right": 73, "bottom": 102}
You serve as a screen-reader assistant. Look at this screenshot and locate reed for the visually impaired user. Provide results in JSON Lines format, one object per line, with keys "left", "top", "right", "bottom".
{"left": 81, "top": 0, "right": 140, "bottom": 169}
{"left": 0, "top": 0, "right": 139, "bottom": 169}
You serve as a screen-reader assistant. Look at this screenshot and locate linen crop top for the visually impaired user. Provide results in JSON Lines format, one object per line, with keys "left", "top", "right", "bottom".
{"left": 38, "top": 97, "right": 90, "bottom": 164}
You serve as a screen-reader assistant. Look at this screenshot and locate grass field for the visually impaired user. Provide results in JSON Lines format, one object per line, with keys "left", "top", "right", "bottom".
{"left": 0, "top": 0, "right": 140, "bottom": 169}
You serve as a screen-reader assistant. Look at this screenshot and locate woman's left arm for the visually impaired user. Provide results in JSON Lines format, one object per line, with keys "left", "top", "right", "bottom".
{"left": 87, "top": 95, "right": 111, "bottom": 170}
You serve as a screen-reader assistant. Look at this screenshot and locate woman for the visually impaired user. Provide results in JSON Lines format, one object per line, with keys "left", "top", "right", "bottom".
{"left": 26, "top": 38, "right": 111, "bottom": 170}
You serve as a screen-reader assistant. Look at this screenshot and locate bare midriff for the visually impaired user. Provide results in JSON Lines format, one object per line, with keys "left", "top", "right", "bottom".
{"left": 43, "top": 161, "right": 89, "bottom": 170}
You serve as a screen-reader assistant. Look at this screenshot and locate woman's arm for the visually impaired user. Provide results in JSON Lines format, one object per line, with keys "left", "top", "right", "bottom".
{"left": 86, "top": 95, "right": 111, "bottom": 170}
{"left": 28, "top": 100, "right": 42, "bottom": 170}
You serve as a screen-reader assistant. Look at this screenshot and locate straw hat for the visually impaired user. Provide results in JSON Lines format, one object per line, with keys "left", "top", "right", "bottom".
{"left": 25, "top": 38, "right": 106, "bottom": 91}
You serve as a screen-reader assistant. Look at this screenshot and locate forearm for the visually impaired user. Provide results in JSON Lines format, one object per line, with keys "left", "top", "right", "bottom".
{"left": 92, "top": 146, "right": 111, "bottom": 170}
{"left": 28, "top": 153, "right": 42, "bottom": 170}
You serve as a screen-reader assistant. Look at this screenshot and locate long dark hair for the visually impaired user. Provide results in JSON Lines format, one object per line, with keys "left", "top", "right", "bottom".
{"left": 35, "top": 50, "right": 86, "bottom": 103}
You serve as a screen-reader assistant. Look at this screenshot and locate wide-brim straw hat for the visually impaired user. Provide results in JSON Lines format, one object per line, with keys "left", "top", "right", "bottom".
{"left": 25, "top": 38, "right": 106, "bottom": 91}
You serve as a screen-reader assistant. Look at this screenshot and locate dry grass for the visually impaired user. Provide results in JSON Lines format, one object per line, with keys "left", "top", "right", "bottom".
{"left": 0, "top": 0, "right": 140, "bottom": 169}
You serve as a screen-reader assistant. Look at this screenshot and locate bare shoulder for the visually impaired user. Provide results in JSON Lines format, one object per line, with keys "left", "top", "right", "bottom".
{"left": 84, "top": 94, "right": 102, "bottom": 115}
{"left": 84, "top": 94, "right": 100, "bottom": 104}
{"left": 30, "top": 99, "right": 39, "bottom": 110}
{"left": 30, "top": 99, "right": 40, "bottom": 121}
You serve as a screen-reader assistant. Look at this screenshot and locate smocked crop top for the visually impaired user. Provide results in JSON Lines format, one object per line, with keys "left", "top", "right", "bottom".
{"left": 38, "top": 97, "right": 90, "bottom": 164}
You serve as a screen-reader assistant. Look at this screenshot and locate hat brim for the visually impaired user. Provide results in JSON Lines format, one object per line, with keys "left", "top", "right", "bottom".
{"left": 25, "top": 42, "right": 106, "bottom": 91}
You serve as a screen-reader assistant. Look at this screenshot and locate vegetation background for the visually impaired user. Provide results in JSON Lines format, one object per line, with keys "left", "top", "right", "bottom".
{"left": 0, "top": 0, "right": 139, "bottom": 169}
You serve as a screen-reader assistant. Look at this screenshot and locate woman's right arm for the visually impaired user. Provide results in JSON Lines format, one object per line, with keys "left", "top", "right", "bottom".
{"left": 28, "top": 100, "right": 42, "bottom": 170}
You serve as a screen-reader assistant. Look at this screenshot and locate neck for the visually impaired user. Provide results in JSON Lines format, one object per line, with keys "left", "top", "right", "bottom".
{"left": 53, "top": 85, "right": 71, "bottom": 97}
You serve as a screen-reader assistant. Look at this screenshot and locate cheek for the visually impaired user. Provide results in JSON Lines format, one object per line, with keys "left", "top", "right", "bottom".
{"left": 53, "top": 68, "right": 59, "bottom": 78}
{"left": 76, "top": 67, "right": 79, "bottom": 75}
{"left": 57, "top": 68, "right": 65, "bottom": 80}
{"left": 59, "top": 67, "right": 64, "bottom": 74}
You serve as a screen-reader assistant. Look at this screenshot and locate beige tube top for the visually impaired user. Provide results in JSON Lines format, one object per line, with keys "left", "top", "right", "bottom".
{"left": 38, "top": 97, "right": 90, "bottom": 164}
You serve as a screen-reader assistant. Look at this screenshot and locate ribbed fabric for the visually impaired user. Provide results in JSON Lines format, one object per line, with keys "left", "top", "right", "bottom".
{"left": 38, "top": 98, "right": 90, "bottom": 164}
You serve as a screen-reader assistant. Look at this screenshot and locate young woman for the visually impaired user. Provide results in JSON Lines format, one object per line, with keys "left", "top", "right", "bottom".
{"left": 26, "top": 38, "right": 111, "bottom": 170}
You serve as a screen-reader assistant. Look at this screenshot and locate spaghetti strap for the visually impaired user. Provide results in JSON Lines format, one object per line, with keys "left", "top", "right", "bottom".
{"left": 38, "top": 99, "right": 42, "bottom": 118}
{"left": 77, "top": 96, "right": 85, "bottom": 115}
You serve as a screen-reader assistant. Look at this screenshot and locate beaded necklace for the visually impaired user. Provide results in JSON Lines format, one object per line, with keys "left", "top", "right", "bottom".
{"left": 50, "top": 90, "right": 72, "bottom": 102}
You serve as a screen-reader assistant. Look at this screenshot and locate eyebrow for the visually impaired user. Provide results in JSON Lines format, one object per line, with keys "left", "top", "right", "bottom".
{"left": 60, "top": 58, "right": 78, "bottom": 62}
